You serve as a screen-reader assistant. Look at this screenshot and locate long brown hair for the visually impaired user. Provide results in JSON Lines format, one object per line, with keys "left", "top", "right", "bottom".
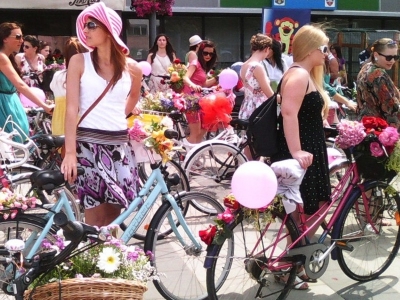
{"left": 90, "top": 18, "right": 126, "bottom": 88}
{"left": 0, "top": 22, "right": 22, "bottom": 76}
{"left": 197, "top": 40, "right": 217, "bottom": 73}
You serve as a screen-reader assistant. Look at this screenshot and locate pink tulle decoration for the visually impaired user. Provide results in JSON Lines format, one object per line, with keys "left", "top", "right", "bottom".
{"left": 335, "top": 120, "right": 366, "bottom": 149}
{"left": 128, "top": 119, "right": 148, "bottom": 142}
{"left": 378, "top": 126, "right": 400, "bottom": 147}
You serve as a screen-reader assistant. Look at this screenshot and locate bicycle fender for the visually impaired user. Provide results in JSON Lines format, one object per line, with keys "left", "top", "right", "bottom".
{"left": 204, "top": 243, "right": 220, "bottom": 269}
{"left": 330, "top": 180, "right": 378, "bottom": 260}
{"left": 183, "top": 140, "right": 240, "bottom": 167}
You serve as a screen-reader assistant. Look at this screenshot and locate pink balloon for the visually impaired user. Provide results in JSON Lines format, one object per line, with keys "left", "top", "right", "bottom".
{"left": 231, "top": 161, "right": 278, "bottom": 209}
{"left": 327, "top": 147, "right": 342, "bottom": 165}
{"left": 19, "top": 87, "right": 45, "bottom": 108}
{"left": 138, "top": 61, "right": 152, "bottom": 76}
{"left": 219, "top": 68, "right": 238, "bottom": 90}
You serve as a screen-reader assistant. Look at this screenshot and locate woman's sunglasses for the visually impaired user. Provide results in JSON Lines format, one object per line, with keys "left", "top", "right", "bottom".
{"left": 378, "top": 52, "right": 400, "bottom": 61}
{"left": 318, "top": 45, "right": 328, "bottom": 54}
{"left": 202, "top": 51, "right": 214, "bottom": 57}
{"left": 23, "top": 45, "right": 31, "bottom": 49}
{"left": 10, "top": 34, "right": 23, "bottom": 40}
{"left": 83, "top": 21, "right": 99, "bottom": 30}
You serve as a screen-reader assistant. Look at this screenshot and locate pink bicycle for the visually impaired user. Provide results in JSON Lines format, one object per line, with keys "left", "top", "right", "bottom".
{"left": 204, "top": 145, "right": 400, "bottom": 299}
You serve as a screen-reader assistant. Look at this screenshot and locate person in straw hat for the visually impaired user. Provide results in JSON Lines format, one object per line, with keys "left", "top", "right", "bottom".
{"left": 61, "top": 1, "right": 142, "bottom": 227}
{"left": 185, "top": 34, "right": 203, "bottom": 65}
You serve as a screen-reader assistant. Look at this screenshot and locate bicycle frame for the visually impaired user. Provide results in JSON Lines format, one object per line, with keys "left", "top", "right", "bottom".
{"left": 20, "top": 163, "right": 202, "bottom": 260}
{"left": 242, "top": 155, "right": 363, "bottom": 272}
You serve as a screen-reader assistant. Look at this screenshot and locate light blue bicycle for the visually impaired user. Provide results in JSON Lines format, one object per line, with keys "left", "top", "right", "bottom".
{"left": 0, "top": 131, "right": 227, "bottom": 300}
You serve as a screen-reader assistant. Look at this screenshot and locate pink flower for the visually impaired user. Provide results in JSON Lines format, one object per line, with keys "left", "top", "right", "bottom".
{"left": 370, "top": 142, "right": 384, "bottom": 157}
{"left": 217, "top": 208, "right": 235, "bottom": 224}
{"left": 172, "top": 95, "right": 187, "bottom": 111}
{"left": 128, "top": 119, "right": 148, "bottom": 142}
{"left": 336, "top": 120, "right": 366, "bottom": 149}
{"left": 379, "top": 126, "right": 399, "bottom": 147}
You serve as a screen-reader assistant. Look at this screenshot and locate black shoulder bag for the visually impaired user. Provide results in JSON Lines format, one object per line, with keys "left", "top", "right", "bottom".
{"left": 247, "top": 79, "right": 283, "bottom": 158}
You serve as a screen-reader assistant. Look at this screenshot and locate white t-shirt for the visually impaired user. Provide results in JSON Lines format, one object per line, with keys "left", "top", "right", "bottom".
{"left": 262, "top": 59, "right": 288, "bottom": 83}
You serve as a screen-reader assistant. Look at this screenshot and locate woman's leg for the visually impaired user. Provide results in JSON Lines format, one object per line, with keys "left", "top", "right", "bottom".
{"left": 187, "top": 122, "right": 205, "bottom": 143}
{"left": 84, "top": 203, "right": 122, "bottom": 227}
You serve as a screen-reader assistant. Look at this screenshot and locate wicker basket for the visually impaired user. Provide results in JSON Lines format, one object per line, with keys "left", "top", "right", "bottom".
{"left": 24, "top": 278, "right": 148, "bottom": 300}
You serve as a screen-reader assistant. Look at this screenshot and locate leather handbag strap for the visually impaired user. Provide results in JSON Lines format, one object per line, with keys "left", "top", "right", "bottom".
{"left": 77, "top": 81, "right": 113, "bottom": 127}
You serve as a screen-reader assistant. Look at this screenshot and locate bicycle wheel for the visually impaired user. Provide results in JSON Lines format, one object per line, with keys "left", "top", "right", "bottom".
{"left": 336, "top": 181, "right": 400, "bottom": 281}
{"left": 128, "top": 161, "right": 190, "bottom": 241}
{"left": 0, "top": 215, "right": 58, "bottom": 298}
{"left": 144, "top": 192, "right": 224, "bottom": 300}
{"left": 206, "top": 208, "right": 300, "bottom": 300}
{"left": 184, "top": 143, "right": 247, "bottom": 197}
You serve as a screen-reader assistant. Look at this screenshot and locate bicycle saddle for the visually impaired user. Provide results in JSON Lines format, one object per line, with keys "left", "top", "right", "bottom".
{"left": 30, "top": 168, "right": 84, "bottom": 191}
{"left": 34, "top": 134, "right": 65, "bottom": 149}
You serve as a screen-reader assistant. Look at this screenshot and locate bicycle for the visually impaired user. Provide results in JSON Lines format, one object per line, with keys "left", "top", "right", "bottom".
{"left": 204, "top": 146, "right": 400, "bottom": 299}
{"left": 0, "top": 129, "right": 226, "bottom": 300}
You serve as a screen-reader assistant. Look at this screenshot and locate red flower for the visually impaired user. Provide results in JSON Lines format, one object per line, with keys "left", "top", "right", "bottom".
{"left": 199, "top": 225, "right": 217, "bottom": 245}
{"left": 362, "top": 116, "right": 388, "bottom": 133}
{"left": 173, "top": 58, "right": 181, "bottom": 64}
{"left": 160, "top": 80, "right": 165, "bottom": 84}
{"left": 223, "top": 194, "right": 240, "bottom": 210}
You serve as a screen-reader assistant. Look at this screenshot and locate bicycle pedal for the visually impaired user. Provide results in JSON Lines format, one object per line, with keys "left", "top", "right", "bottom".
{"left": 336, "top": 240, "right": 354, "bottom": 252}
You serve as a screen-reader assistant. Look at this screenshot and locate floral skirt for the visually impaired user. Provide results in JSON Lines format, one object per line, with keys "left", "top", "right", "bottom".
{"left": 76, "top": 141, "right": 139, "bottom": 209}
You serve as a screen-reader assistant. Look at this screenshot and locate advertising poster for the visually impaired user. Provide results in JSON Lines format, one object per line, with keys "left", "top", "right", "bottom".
{"left": 262, "top": 8, "right": 311, "bottom": 55}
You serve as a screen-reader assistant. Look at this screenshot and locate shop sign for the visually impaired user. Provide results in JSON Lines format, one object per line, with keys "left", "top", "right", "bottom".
{"left": 272, "top": 0, "right": 336, "bottom": 10}
{"left": 0, "top": 0, "right": 125, "bottom": 10}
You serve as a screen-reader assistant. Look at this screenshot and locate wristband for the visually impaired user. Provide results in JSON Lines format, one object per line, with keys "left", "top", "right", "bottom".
{"left": 328, "top": 53, "right": 335, "bottom": 61}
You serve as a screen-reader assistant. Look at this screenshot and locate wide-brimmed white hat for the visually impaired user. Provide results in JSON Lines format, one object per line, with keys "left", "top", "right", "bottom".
{"left": 76, "top": 2, "right": 129, "bottom": 55}
{"left": 189, "top": 35, "right": 203, "bottom": 47}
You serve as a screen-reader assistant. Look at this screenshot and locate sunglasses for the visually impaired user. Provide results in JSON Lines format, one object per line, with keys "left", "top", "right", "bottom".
{"left": 202, "top": 51, "right": 214, "bottom": 57}
{"left": 10, "top": 34, "right": 23, "bottom": 40}
{"left": 83, "top": 21, "right": 99, "bottom": 30}
{"left": 318, "top": 45, "right": 328, "bottom": 54}
{"left": 377, "top": 52, "right": 400, "bottom": 61}
{"left": 23, "top": 45, "right": 31, "bottom": 49}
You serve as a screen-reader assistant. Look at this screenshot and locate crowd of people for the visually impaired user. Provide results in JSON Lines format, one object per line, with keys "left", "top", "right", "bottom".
{"left": 1, "top": 1, "right": 400, "bottom": 293}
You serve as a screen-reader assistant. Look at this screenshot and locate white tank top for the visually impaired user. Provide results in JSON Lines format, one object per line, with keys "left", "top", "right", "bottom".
{"left": 79, "top": 52, "right": 131, "bottom": 130}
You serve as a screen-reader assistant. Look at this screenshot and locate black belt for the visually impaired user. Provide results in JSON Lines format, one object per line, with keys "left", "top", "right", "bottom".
{"left": 0, "top": 89, "right": 16, "bottom": 94}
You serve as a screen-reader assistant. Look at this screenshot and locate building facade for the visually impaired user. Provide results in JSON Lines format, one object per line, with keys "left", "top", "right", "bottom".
{"left": 1, "top": 0, "right": 400, "bottom": 81}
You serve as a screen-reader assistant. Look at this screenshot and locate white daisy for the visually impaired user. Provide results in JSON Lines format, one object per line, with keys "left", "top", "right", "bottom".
{"left": 97, "top": 247, "right": 121, "bottom": 273}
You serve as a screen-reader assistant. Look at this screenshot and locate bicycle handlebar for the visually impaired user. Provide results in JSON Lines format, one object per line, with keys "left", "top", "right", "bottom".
{"left": 0, "top": 130, "right": 34, "bottom": 169}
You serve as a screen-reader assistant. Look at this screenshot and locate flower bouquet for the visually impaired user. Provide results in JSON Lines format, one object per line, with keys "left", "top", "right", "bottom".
{"left": 25, "top": 228, "right": 158, "bottom": 300}
{"left": 199, "top": 194, "right": 283, "bottom": 246}
{"left": 139, "top": 91, "right": 176, "bottom": 113}
{"left": 335, "top": 116, "right": 400, "bottom": 179}
{"left": 129, "top": 115, "right": 174, "bottom": 162}
{"left": 164, "top": 59, "right": 187, "bottom": 93}
{"left": 0, "top": 188, "right": 40, "bottom": 220}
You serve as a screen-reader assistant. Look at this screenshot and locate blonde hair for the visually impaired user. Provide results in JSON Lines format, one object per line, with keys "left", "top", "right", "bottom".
{"left": 250, "top": 33, "right": 273, "bottom": 51}
{"left": 292, "top": 24, "right": 330, "bottom": 117}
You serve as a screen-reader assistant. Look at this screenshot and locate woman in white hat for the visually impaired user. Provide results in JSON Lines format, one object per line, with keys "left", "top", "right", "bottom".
{"left": 61, "top": 2, "right": 142, "bottom": 227}
{"left": 185, "top": 34, "right": 203, "bottom": 65}
{"left": 146, "top": 33, "right": 177, "bottom": 93}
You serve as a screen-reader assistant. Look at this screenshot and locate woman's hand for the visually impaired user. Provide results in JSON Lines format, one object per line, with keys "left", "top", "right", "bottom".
{"left": 190, "top": 84, "right": 202, "bottom": 92}
{"left": 291, "top": 150, "right": 313, "bottom": 169}
{"left": 346, "top": 100, "right": 357, "bottom": 112}
{"left": 43, "top": 103, "right": 55, "bottom": 114}
{"left": 61, "top": 153, "right": 78, "bottom": 184}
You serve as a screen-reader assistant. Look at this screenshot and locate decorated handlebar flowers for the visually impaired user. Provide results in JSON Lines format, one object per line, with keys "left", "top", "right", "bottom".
{"left": 335, "top": 116, "right": 400, "bottom": 175}
{"left": 0, "top": 188, "right": 40, "bottom": 220}
{"left": 128, "top": 116, "right": 174, "bottom": 162}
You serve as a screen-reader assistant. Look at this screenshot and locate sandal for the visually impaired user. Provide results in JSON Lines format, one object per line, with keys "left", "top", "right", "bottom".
{"left": 274, "top": 274, "right": 309, "bottom": 290}
{"left": 297, "top": 267, "right": 317, "bottom": 283}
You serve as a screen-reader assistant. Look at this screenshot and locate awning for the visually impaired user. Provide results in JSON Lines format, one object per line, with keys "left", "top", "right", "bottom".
{"left": 0, "top": 0, "right": 125, "bottom": 11}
